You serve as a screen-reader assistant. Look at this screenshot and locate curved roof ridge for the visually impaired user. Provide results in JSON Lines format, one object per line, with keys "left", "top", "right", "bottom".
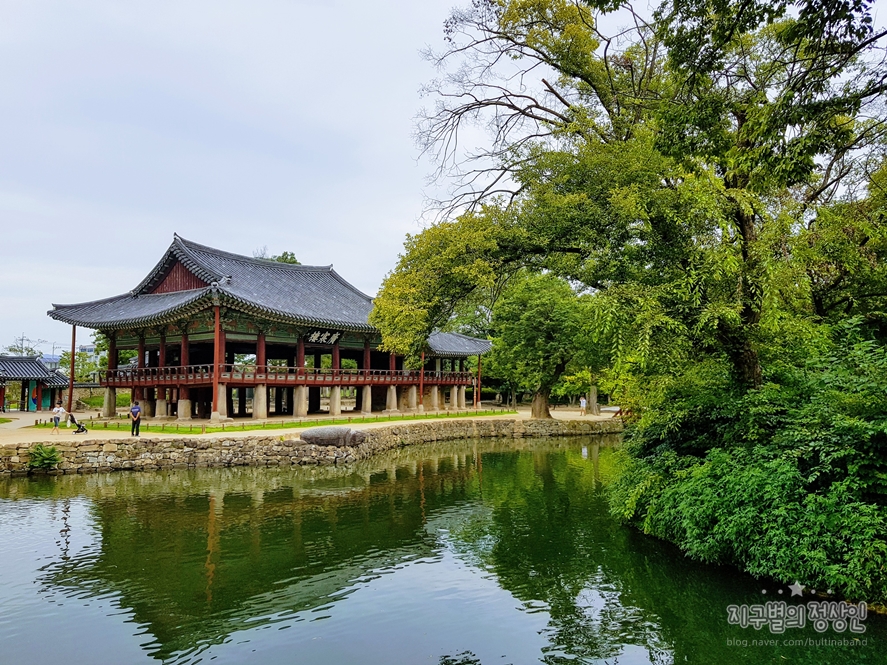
{"left": 327, "top": 267, "right": 374, "bottom": 302}
{"left": 176, "top": 235, "right": 333, "bottom": 272}
{"left": 51, "top": 292, "right": 140, "bottom": 310}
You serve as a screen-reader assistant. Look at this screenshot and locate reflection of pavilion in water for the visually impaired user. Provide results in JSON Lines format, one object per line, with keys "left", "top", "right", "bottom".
{"left": 28, "top": 436, "right": 700, "bottom": 664}
{"left": 36, "top": 442, "right": 512, "bottom": 662}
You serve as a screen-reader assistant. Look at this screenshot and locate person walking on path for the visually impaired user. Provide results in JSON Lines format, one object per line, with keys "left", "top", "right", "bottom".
{"left": 579, "top": 396, "right": 587, "bottom": 417}
{"left": 130, "top": 400, "right": 142, "bottom": 437}
{"left": 51, "top": 401, "right": 67, "bottom": 434}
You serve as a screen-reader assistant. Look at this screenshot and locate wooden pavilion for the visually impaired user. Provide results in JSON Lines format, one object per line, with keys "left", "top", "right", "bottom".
{"left": 48, "top": 235, "right": 491, "bottom": 421}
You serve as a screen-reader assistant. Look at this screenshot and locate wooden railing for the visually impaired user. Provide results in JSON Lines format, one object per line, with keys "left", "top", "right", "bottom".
{"left": 98, "top": 366, "right": 474, "bottom": 387}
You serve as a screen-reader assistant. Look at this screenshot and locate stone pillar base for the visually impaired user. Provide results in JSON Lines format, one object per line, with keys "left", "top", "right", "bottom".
{"left": 209, "top": 412, "right": 233, "bottom": 423}
{"left": 294, "top": 386, "right": 308, "bottom": 417}
{"left": 252, "top": 385, "right": 268, "bottom": 419}
{"left": 385, "top": 385, "right": 399, "bottom": 413}
{"left": 361, "top": 386, "right": 372, "bottom": 414}
{"left": 329, "top": 386, "right": 342, "bottom": 416}
{"left": 154, "top": 398, "right": 168, "bottom": 419}
{"left": 143, "top": 399, "right": 156, "bottom": 418}
{"left": 101, "top": 387, "right": 117, "bottom": 419}
{"left": 216, "top": 382, "right": 228, "bottom": 419}
{"left": 177, "top": 398, "right": 193, "bottom": 421}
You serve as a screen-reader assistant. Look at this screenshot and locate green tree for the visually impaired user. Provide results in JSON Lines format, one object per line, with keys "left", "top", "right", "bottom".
{"left": 408, "top": 0, "right": 887, "bottom": 391}
{"left": 252, "top": 246, "right": 301, "bottom": 264}
{"left": 272, "top": 251, "right": 300, "bottom": 265}
{"left": 489, "top": 274, "right": 585, "bottom": 418}
{"left": 59, "top": 351, "right": 100, "bottom": 382}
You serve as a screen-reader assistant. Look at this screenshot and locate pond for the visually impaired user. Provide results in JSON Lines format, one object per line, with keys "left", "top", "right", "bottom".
{"left": 0, "top": 436, "right": 882, "bottom": 664}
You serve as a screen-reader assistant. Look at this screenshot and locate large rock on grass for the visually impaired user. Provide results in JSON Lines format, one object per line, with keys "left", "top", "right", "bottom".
{"left": 299, "top": 426, "right": 366, "bottom": 447}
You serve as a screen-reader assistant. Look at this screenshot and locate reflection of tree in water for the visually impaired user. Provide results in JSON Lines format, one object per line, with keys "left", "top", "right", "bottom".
{"left": 447, "top": 446, "right": 671, "bottom": 664}
{"left": 13, "top": 435, "right": 877, "bottom": 665}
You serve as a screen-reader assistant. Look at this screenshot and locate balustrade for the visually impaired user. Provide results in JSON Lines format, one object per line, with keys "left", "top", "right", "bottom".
{"left": 99, "top": 365, "right": 473, "bottom": 387}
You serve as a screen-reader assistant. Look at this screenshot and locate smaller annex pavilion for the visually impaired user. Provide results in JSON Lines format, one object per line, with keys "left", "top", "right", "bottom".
{"left": 0, "top": 355, "right": 69, "bottom": 412}
{"left": 49, "top": 235, "right": 491, "bottom": 421}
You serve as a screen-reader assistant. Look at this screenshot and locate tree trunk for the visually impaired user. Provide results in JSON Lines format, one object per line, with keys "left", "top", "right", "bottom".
{"left": 724, "top": 171, "right": 764, "bottom": 390}
{"left": 588, "top": 385, "right": 599, "bottom": 415}
{"left": 531, "top": 389, "right": 552, "bottom": 419}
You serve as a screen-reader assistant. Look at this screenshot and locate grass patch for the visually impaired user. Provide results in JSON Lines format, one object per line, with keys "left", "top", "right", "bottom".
{"left": 0, "top": 418, "right": 10, "bottom": 425}
{"left": 30, "top": 409, "right": 518, "bottom": 434}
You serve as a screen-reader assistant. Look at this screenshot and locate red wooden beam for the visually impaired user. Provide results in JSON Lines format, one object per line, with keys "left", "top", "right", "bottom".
{"left": 66, "top": 324, "right": 76, "bottom": 413}
{"left": 476, "top": 354, "right": 482, "bottom": 407}
{"left": 419, "top": 350, "right": 425, "bottom": 406}
{"left": 297, "top": 336, "right": 305, "bottom": 368}
{"left": 257, "top": 331, "right": 266, "bottom": 371}
{"left": 108, "top": 333, "right": 118, "bottom": 371}
{"left": 212, "top": 305, "right": 220, "bottom": 413}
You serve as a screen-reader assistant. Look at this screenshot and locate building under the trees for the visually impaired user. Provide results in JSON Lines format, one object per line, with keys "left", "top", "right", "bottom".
{"left": 48, "top": 235, "right": 490, "bottom": 421}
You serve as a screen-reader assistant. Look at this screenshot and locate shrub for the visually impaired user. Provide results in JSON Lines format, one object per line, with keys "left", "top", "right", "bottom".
{"left": 28, "top": 444, "right": 62, "bottom": 470}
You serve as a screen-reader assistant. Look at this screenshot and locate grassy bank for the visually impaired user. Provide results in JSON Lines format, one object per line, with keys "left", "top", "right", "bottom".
{"left": 31, "top": 408, "right": 518, "bottom": 435}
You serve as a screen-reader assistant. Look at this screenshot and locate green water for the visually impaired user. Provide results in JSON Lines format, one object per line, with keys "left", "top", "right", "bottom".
{"left": 0, "top": 436, "right": 882, "bottom": 664}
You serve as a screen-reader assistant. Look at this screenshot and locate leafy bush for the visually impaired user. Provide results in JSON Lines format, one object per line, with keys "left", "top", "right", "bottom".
{"left": 28, "top": 444, "right": 62, "bottom": 470}
{"left": 610, "top": 319, "right": 887, "bottom": 603}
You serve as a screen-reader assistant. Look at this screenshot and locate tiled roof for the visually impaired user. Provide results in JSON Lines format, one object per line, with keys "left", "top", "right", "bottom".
{"left": 49, "top": 289, "right": 212, "bottom": 329}
{"left": 427, "top": 332, "right": 493, "bottom": 358}
{"left": 49, "top": 235, "right": 375, "bottom": 332}
{"left": 47, "top": 236, "right": 493, "bottom": 354}
{"left": 0, "top": 356, "right": 69, "bottom": 385}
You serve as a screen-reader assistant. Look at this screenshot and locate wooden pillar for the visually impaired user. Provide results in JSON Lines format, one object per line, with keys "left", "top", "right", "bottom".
{"left": 158, "top": 333, "right": 166, "bottom": 367}
{"left": 35, "top": 382, "right": 43, "bottom": 411}
{"left": 418, "top": 351, "right": 425, "bottom": 413}
{"left": 389, "top": 353, "right": 396, "bottom": 372}
{"left": 256, "top": 332, "right": 266, "bottom": 371}
{"left": 476, "top": 354, "right": 482, "bottom": 407}
{"left": 297, "top": 337, "right": 305, "bottom": 367}
{"left": 178, "top": 332, "right": 189, "bottom": 400}
{"left": 363, "top": 340, "right": 371, "bottom": 371}
{"left": 0, "top": 385, "right": 5, "bottom": 412}
{"left": 332, "top": 340, "right": 340, "bottom": 369}
{"left": 134, "top": 335, "right": 145, "bottom": 401}
{"left": 66, "top": 324, "right": 76, "bottom": 413}
{"left": 212, "top": 305, "right": 221, "bottom": 416}
{"left": 108, "top": 333, "right": 118, "bottom": 370}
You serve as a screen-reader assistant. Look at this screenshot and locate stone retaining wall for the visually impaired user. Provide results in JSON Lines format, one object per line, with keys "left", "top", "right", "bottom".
{"left": 0, "top": 418, "right": 623, "bottom": 476}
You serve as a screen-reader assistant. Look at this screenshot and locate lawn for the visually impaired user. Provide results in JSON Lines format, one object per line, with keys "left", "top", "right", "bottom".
{"left": 30, "top": 408, "right": 517, "bottom": 434}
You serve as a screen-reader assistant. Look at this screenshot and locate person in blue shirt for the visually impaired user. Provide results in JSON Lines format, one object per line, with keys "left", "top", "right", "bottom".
{"left": 130, "top": 400, "right": 142, "bottom": 436}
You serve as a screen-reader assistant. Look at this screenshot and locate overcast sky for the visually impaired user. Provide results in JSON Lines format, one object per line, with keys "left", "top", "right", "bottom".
{"left": 2, "top": 1, "right": 886, "bottom": 357}
{"left": 0, "top": 0, "right": 463, "bottom": 354}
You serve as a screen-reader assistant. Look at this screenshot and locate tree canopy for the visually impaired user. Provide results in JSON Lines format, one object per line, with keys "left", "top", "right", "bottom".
{"left": 372, "top": 0, "right": 887, "bottom": 601}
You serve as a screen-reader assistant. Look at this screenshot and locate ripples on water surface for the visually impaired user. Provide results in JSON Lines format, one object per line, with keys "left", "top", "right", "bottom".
{"left": 0, "top": 436, "right": 882, "bottom": 664}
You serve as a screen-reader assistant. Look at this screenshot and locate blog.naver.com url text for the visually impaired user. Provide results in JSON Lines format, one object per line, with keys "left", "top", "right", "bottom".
{"left": 726, "top": 637, "right": 868, "bottom": 648}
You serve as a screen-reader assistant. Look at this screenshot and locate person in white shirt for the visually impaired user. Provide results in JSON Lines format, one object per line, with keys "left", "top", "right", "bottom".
{"left": 51, "top": 401, "right": 67, "bottom": 434}
{"left": 579, "top": 396, "right": 587, "bottom": 417}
